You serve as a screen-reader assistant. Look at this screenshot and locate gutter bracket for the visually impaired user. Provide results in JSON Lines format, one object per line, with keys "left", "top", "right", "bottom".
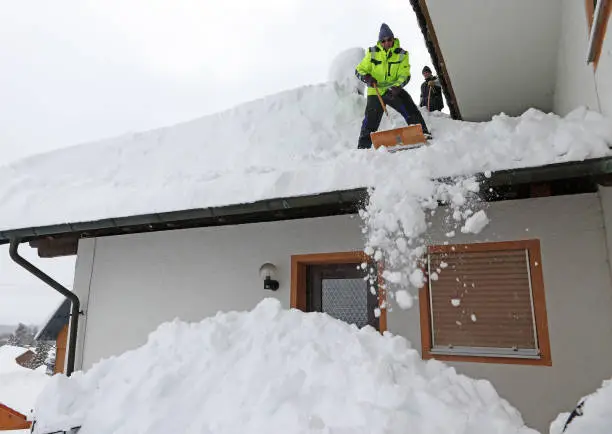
{"left": 9, "top": 238, "right": 80, "bottom": 376}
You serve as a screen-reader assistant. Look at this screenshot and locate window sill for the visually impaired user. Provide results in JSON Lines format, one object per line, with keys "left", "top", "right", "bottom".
{"left": 422, "top": 350, "right": 552, "bottom": 366}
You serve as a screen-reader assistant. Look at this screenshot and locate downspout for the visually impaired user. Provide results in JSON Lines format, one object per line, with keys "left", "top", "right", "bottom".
{"left": 9, "top": 238, "right": 81, "bottom": 376}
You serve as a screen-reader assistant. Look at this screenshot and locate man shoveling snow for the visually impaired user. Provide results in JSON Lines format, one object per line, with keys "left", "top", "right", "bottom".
{"left": 355, "top": 23, "right": 431, "bottom": 149}
{"left": 30, "top": 299, "right": 538, "bottom": 434}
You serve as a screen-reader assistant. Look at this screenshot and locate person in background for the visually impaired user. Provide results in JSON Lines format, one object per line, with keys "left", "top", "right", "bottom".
{"left": 354, "top": 23, "right": 431, "bottom": 149}
{"left": 420, "top": 66, "right": 444, "bottom": 112}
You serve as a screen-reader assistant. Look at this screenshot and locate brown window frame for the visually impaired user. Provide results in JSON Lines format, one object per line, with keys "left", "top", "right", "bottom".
{"left": 291, "top": 251, "right": 387, "bottom": 333}
{"left": 585, "top": 0, "right": 612, "bottom": 70}
{"left": 419, "top": 240, "right": 552, "bottom": 366}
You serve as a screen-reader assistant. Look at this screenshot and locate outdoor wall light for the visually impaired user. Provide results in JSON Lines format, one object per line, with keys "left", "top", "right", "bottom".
{"left": 259, "top": 262, "right": 279, "bottom": 291}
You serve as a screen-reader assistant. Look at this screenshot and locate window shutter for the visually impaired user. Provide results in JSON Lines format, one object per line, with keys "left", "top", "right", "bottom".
{"left": 427, "top": 247, "right": 539, "bottom": 357}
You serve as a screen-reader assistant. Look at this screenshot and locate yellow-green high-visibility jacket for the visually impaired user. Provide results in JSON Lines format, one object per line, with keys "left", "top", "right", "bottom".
{"left": 355, "top": 38, "right": 411, "bottom": 96}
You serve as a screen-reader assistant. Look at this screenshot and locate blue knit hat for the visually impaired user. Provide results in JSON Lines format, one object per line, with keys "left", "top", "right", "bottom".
{"left": 379, "top": 23, "right": 394, "bottom": 41}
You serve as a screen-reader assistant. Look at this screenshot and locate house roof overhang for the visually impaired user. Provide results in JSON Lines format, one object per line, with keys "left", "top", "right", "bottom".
{"left": 412, "top": 0, "right": 562, "bottom": 122}
{"left": 2, "top": 156, "right": 612, "bottom": 258}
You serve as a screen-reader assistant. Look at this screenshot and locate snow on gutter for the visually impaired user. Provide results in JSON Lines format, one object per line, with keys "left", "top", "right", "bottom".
{"left": 1, "top": 156, "right": 611, "bottom": 247}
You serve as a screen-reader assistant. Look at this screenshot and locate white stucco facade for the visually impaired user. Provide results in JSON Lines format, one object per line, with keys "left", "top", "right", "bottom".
{"left": 71, "top": 192, "right": 612, "bottom": 432}
{"left": 553, "top": 0, "right": 612, "bottom": 118}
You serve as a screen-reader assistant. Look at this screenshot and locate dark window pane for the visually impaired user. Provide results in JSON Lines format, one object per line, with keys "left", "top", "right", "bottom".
{"left": 322, "top": 278, "right": 369, "bottom": 328}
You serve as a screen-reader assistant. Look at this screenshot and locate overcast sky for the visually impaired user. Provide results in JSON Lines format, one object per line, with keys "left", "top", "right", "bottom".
{"left": 0, "top": 0, "right": 433, "bottom": 326}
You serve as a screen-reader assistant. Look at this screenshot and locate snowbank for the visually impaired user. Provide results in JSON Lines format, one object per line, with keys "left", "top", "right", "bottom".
{"left": 0, "top": 369, "right": 49, "bottom": 418}
{"left": 549, "top": 378, "right": 612, "bottom": 434}
{"left": 32, "top": 298, "right": 538, "bottom": 434}
{"left": 0, "top": 345, "right": 50, "bottom": 418}
{"left": 328, "top": 47, "right": 366, "bottom": 95}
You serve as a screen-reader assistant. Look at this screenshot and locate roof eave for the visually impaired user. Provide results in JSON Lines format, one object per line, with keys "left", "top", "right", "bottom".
{"left": 1, "top": 156, "right": 612, "bottom": 248}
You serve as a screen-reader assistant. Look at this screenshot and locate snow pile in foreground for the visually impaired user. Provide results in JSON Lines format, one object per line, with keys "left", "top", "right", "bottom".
{"left": 549, "top": 378, "right": 612, "bottom": 434}
{"left": 32, "top": 299, "right": 538, "bottom": 434}
{"left": 0, "top": 368, "right": 49, "bottom": 418}
{"left": 0, "top": 345, "right": 50, "bottom": 418}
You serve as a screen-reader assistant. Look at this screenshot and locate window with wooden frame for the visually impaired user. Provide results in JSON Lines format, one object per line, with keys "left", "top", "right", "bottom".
{"left": 291, "top": 252, "right": 387, "bottom": 333}
{"left": 419, "top": 240, "right": 551, "bottom": 366}
{"left": 585, "top": 0, "right": 611, "bottom": 69}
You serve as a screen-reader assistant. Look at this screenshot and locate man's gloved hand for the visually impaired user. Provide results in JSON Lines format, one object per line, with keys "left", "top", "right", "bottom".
{"left": 364, "top": 74, "right": 377, "bottom": 86}
{"left": 389, "top": 86, "right": 402, "bottom": 98}
{"left": 427, "top": 80, "right": 436, "bottom": 87}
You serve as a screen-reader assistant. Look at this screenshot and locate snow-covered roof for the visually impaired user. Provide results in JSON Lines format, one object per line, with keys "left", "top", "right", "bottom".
{"left": 0, "top": 78, "right": 610, "bottom": 240}
{"left": 36, "top": 299, "right": 70, "bottom": 342}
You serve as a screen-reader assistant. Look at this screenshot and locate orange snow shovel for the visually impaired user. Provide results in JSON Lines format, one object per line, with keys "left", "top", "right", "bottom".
{"left": 369, "top": 83, "right": 427, "bottom": 151}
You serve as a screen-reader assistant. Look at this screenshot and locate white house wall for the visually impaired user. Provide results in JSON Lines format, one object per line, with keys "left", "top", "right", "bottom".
{"left": 388, "top": 193, "right": 612, "bottom": 431}
{"left": 553, "top": 0, "right": 611, "bottom": 117}
{"left": 76, "top": 214, "right": 366, "bottom": 370}
{"left": 425, "top": 0, "right": 561, "bottom": 121}
{"left": 598, "top": 185, "right": 612, "bottom": 280}
{"left": 74, "top": 194, "right": 612, "bottom": 432}
{"left": 67, "top": 237, "right": 96, "bottom": 372}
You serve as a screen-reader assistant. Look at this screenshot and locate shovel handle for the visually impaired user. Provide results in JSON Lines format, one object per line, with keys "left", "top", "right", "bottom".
{"left": 373, "top": 83, "right": 390, "bottom": 118}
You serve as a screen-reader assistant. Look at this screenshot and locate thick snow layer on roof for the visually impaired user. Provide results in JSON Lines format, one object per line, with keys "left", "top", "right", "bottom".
{"left": 0, "top": 78, "right": 610, "bottom": 234}
{"left": 31, "top": 298, "right": 539, "bottom": 434}
{"left": 550, "top": 377, "right": 612, "bottom": 433}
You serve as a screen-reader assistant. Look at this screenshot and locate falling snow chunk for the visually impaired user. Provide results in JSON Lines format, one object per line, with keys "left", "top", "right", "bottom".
{"left": 440, "top": 262, "right": 449, "bottom": 269}
{"left": 445, "top": 230, "right": 456, "bottom": 237}
{"left": 382, "top": 270, "right": 402, "bottom": 284}
{"left": 451, "top": 298, "right": 461, "bottom": 307}
{"left": 395, "top": 290, "right": 414, "bottom": 309}
{"left": 374, "top": 307, "right": 381, "bottom": 318}
{"left": 456, "top": 321, "right": 462, "bottom": 326}
{"left": 471, "top": 314, "right": 478, "bottom": 322}
{"left": 461, "top": 210, "right": 490, "bottom": 234}
{"left": 409, "top": 269, "right": 425, "bottom": 289}
{"left": 430, "top": 272, "right": 439, "bottom": 281}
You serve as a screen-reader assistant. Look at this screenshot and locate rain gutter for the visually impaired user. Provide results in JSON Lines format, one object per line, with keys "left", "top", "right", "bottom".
{"left": 9, "top": 239, "right": 81, "bottom": 376}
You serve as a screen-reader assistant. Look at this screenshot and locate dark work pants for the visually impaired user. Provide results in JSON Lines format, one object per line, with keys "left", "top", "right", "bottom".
{"left": 357, "top": 88, "right": 430, "bottom": 149}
